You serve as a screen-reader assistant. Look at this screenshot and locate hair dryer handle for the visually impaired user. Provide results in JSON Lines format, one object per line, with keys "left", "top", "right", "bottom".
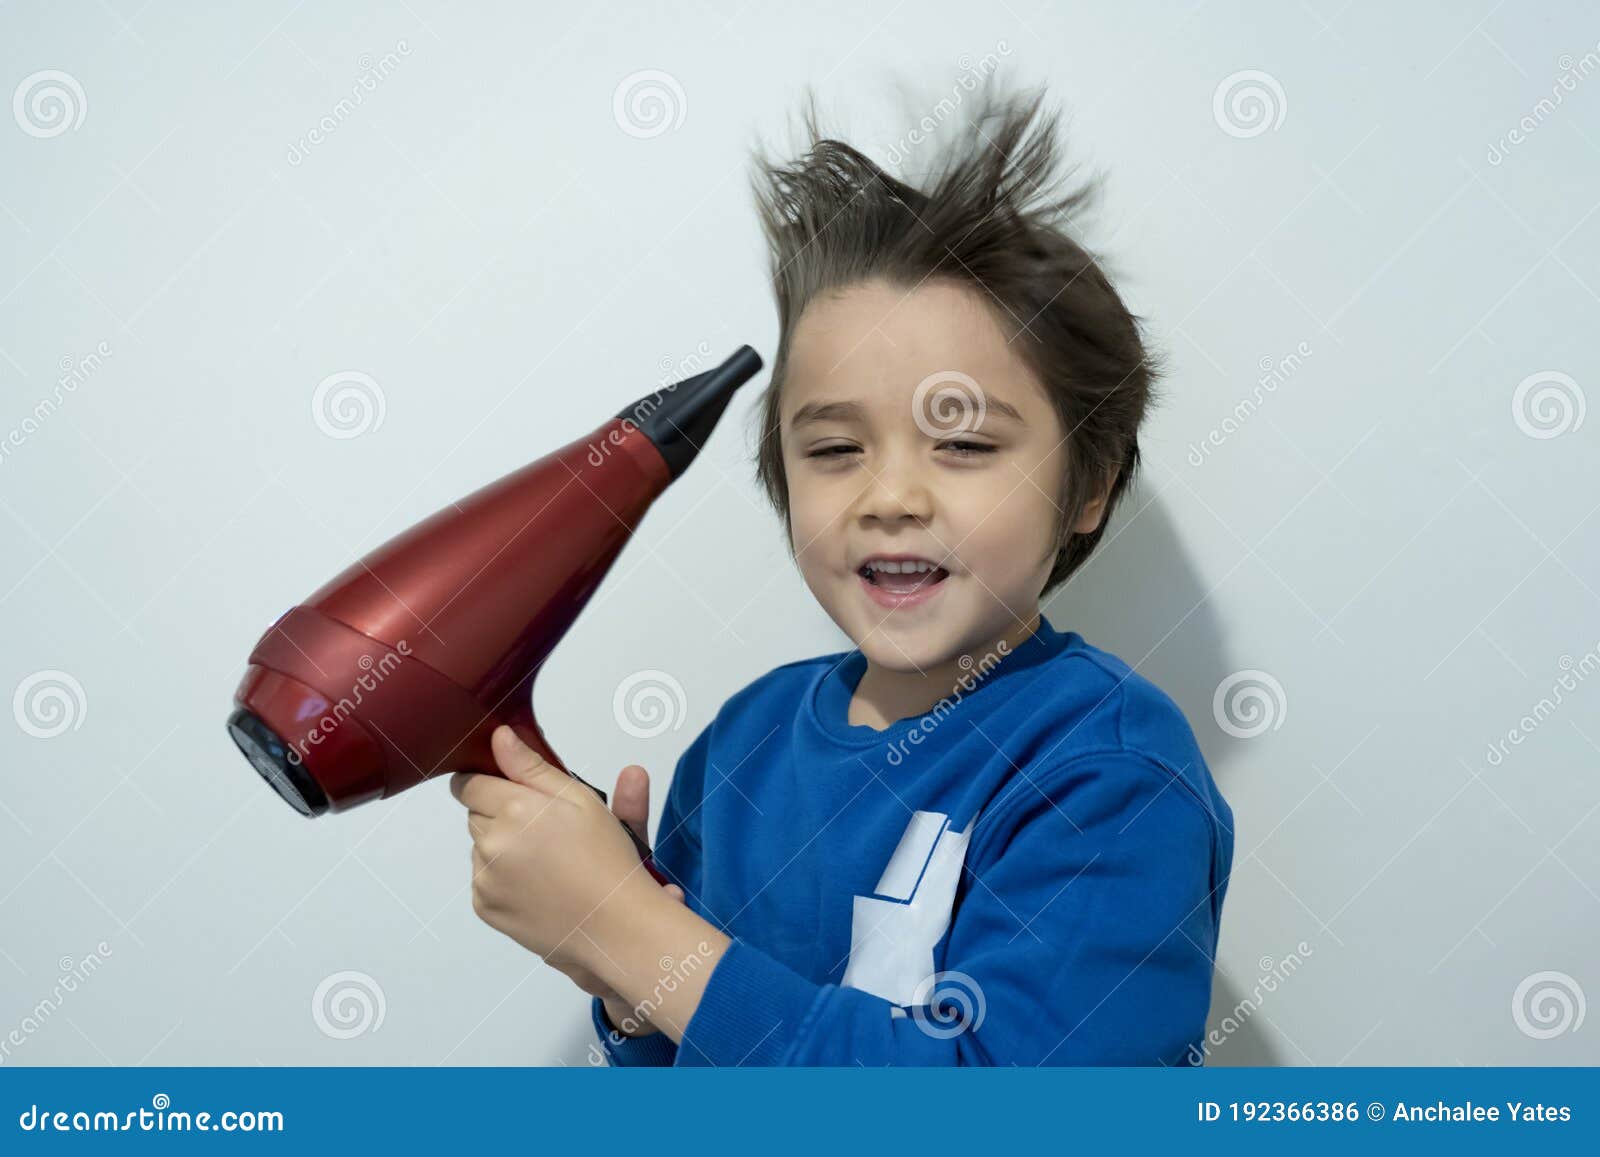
{"left": 502, "top": 701, "right": 669, "bottom": 886}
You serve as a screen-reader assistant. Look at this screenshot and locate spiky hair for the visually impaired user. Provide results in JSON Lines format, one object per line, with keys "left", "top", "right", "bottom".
{"left": 747, "top": 81, "right": 1163, "bottom": 594}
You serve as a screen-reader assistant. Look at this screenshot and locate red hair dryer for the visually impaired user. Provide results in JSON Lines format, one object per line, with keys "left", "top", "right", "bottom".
{"left": 227, "top": 345, "right": 763, "bottom": 879}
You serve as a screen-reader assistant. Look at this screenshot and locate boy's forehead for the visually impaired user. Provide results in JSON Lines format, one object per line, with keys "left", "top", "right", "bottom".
{"left": 785, "top": 279, "right": 1040, "bottom": 413}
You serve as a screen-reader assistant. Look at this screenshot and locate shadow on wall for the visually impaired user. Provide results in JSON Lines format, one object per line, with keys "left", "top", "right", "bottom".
{"left": 1044, "top": 478, "right": 1282, "bottom": 1067}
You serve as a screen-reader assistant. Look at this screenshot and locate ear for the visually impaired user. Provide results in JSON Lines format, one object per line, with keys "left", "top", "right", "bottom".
{"left": 1071, "top": 467, "right": 1119, "bottom": 534}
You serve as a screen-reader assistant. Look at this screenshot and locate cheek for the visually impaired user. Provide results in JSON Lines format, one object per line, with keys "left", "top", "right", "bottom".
{"left": 785, "top": 471, "right": 838, "bottom": 562}
{"left": 949, "top": 477, "right": 1060, "bottom": 580}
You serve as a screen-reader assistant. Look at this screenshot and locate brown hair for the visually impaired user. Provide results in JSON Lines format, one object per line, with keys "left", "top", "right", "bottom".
{"left": 747, "top": 81, "right": 1164, "bottom": 595}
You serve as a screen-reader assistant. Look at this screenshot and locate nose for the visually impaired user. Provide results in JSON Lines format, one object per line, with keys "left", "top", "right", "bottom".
{"left": 853, "top": 444, "right": 934, "bottom": 526}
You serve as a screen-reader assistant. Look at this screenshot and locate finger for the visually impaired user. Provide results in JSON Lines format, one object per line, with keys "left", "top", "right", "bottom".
{"left": 491, "top": 726, "right": 578, "bottom": 798}
{"left": 450, "top": 770, "right": 521, "bottom": 817}
{"left": 610, "top": 765, "right": 650, "bottom": 847}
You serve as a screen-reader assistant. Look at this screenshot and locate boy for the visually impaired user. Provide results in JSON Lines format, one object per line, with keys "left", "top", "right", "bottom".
{"left": 450, "top": 85, "right": 1234, "bottom": 1066}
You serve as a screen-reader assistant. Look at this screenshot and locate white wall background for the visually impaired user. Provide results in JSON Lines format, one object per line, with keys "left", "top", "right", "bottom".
{"left": 1, "top": 0, "right": 1596, "bottom": 1066}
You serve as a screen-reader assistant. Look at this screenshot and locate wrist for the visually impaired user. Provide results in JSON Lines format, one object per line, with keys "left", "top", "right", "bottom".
{"left": 576, "top": 872, "right": 662, "bottom": 980}
{"left": 587, "top": 879, "right": 731, "bottom": 1044}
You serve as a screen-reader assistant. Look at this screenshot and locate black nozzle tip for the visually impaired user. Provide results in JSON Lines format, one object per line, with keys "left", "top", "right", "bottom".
{"left": 228, "top": 707, "right": 329, "bottom": 817}
{"left": 617, "top": 345, "right": 764, "bottom": 478}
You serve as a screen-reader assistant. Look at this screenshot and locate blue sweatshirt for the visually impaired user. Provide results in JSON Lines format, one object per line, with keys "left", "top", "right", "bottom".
{"left": 591, "top": 614, "right": 1234, "bottom": 1066}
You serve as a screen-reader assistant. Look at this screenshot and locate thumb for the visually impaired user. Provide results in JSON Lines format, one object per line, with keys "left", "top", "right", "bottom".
{"left": 611, "top": 764, "right": 650, "bottom": 848}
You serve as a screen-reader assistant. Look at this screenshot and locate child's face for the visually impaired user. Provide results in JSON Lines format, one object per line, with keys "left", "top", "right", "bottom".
{"left": 779, "top": 276, "right": 1085, "bottom": 673}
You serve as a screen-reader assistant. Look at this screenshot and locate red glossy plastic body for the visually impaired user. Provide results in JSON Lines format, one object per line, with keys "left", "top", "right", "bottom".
{"left": 229, "top": 346, "right": 763, "bottom": 882}
{"left": 235, "top": 416, "right": 667, "bottom": 792}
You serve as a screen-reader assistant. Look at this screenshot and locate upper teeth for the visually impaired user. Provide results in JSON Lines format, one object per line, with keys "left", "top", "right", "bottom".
{"left": 866, "top": 559, "right": 938, "bottom": 574}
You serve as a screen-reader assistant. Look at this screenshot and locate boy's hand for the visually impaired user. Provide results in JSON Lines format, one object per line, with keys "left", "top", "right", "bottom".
{"left": 451, "top": 726, "right": 682, "bottom": 1033}
{"left": 550, "top": 762, "right": 686, "bottom": 1036}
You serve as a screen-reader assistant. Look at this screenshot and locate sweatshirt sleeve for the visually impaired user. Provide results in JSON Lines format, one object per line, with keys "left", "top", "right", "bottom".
{"left": 674, "top": 749, "right": 1230, "bottom": 1066}
{"left": 589, "top": 720, "right": 711, "bottom": 1066}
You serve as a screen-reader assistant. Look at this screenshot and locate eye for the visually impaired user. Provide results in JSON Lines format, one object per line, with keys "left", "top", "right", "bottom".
{"left": 939, "top": 440, "right": 997, "bottom": 457}
{"left": 806, "top": 444, "right": 859, "bottom": 459}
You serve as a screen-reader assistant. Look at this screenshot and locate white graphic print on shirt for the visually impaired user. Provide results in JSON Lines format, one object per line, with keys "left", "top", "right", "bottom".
{"left": 840, "top": 810, "right": 973, "bottom": 1009}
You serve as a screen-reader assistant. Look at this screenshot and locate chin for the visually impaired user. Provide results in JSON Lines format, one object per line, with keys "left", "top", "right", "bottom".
{"left": 849, "top": 615, "right": 962, "bottom": 671}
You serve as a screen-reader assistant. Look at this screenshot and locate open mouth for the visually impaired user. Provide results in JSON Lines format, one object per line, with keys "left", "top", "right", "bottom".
{"left": 857, "top": 556, "right": 951, "bottom": 608}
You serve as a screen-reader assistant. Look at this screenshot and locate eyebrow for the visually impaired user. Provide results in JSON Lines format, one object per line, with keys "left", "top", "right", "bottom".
{"left": 787, "top": 396, "right": 1026, "bottom": 430}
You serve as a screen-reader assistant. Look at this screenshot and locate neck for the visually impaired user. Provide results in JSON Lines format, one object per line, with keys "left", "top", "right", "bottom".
{"left": 847, "top": 611, "right": 1043, "bottom": 731}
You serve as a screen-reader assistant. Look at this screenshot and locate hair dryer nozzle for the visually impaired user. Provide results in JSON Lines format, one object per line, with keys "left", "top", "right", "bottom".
{"left": 616, "top": 345, "right": 763, "bottom": 477}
